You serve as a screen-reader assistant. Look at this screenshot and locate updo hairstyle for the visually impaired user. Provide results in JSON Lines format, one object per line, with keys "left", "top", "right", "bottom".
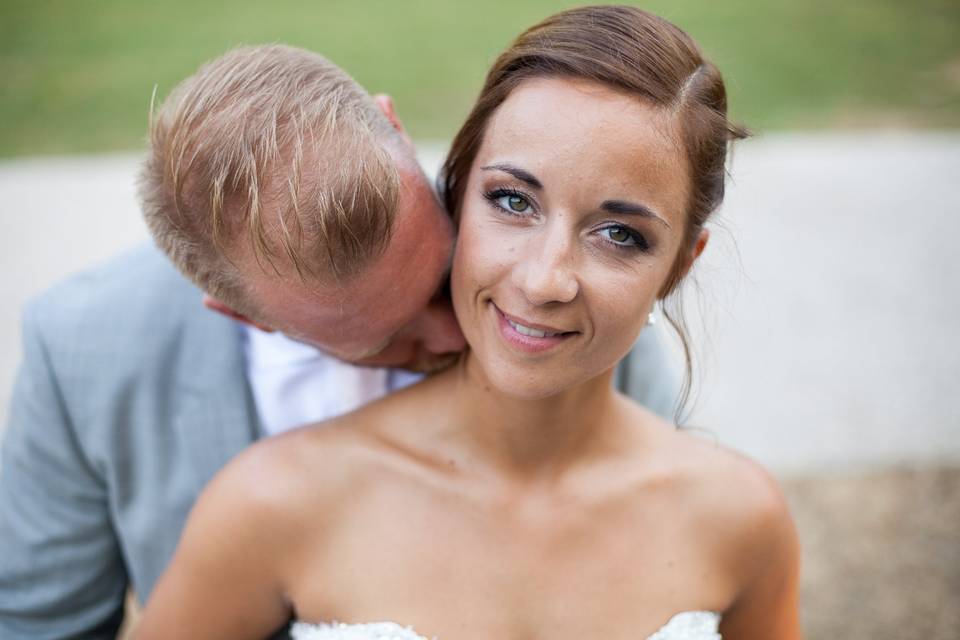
{"left": 439, "top": 5, "right": 748, "bottom": 418}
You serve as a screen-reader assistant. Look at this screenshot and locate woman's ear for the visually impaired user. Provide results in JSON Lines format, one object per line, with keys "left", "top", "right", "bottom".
{"left": 657, "top": 228, "right": 710, "bottom": 300}
{"left": 680, "top": 228, "right": 710, "bottom": 281}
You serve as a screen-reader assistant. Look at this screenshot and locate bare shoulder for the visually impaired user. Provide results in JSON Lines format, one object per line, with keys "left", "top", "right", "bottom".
{"left": 663, "top": 425, "right": 794, "bottom": 548}
{"left": 204, "top": 380, "right": 447, "bottom": 526}
{"left": 203, "top": 417, "right": 382, "bottom": 523}
{"left": 154, "top": 420, "right": 384, "bottom": 591}
{"left": 647, "top": 419, "right": 800, "bottom": 629}
{"left": 622, "top": 403, "right": 798, "bottom": 575}
{"left": 137, "top": 423, "right": 380, "bottom": 637}
{"left": 630, "top": 407, "right": 776, "bottom": 509}
{"left": 686, "top": 431, "right": 787, "bottom": 519}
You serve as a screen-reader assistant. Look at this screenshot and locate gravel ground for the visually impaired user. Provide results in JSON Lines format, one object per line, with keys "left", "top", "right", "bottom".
{"left": 784, "top": 465, "right": 960, "bottom": 639}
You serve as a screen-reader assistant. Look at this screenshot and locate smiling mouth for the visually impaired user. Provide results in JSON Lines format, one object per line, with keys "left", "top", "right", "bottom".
{"left": 492, "top": 304, "right": 577, "bottom": 353}
{"left": 504, "top": 317, "right": 564, "bottom": 338}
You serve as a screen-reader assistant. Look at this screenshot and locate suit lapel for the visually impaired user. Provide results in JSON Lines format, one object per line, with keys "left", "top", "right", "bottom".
{"left": 173, "top": 309, "right": 261, "bottom": 492}
{"left": 170, "top": 310, "right": 291, "bottom": 637}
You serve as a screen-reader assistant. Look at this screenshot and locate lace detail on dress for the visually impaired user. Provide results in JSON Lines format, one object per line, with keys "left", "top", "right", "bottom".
{"left": 290, "top": 611, "right": 720, "bottom": 640}
{"left": 646, "top": 611, "right": 721, "bottom": 640}
{"left": 290, "top": 621, "right": 431, "bottom": 640}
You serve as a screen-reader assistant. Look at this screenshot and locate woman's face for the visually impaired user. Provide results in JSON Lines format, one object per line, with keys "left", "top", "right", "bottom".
{"left": 451, "top": 77, "right": 701, "bottom": 398}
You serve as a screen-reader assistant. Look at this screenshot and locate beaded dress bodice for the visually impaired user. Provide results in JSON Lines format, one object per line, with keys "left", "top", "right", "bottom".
{"left": 290, "top": 611, "right": 721, "bottom": 639}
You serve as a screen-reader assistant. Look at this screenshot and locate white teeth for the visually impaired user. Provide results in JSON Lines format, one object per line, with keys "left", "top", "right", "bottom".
{"left": 507, "top": 318, "right": 557, "bottom": 338}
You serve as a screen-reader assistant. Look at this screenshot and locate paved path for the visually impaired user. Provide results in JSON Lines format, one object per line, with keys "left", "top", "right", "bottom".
{"left": 2, "top": 133, "right": 958, "bottom": 473}
{"left": 684, "top": 132, "right": 960, "bottom": 471}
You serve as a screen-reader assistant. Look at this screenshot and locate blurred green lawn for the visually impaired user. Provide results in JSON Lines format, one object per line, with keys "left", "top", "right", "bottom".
{"left": 1, "top": 0, "right": 958, "bottom": 158}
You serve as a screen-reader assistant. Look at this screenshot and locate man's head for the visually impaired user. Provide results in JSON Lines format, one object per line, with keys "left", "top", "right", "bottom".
{"left": 139, "top": 45, "right": 464, "bottom": 369}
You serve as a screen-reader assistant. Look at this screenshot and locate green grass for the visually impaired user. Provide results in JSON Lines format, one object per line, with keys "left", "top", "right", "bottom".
{"left": 1, "top": 0, "right": 957, "bottom": 157}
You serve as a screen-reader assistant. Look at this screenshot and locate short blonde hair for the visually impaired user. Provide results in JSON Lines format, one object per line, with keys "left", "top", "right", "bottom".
{"left": 138, "top": 44, "right": 401, "bottom": 318}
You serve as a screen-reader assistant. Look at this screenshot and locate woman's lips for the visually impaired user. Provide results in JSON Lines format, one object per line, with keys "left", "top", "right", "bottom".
{"left": 493, "top": 304, "right": 576, "bottom": 354}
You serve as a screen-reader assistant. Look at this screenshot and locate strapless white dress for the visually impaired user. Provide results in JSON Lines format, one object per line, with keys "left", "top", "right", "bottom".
{"left": 290, "top": 611, "right": 720, "bottom": 639}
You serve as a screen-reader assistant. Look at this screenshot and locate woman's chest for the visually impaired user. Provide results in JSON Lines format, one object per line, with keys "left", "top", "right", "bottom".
{"left": 287, "top": 492, "right": 732, "bottom": 639}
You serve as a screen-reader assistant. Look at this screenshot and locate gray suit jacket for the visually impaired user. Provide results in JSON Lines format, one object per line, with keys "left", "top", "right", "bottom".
{"left": 0, "top": 244, "right": 677, "bottom": 639}
{"left": 0, "top": 245, "right": 274, "bottom": 638}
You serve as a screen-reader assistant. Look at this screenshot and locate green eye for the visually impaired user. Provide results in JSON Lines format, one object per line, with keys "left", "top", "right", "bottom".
{"left": 606, "top": 226, "right": 633, "bottom": 244}
{"left": 609, "top": 227, "right": 630, "bottom": 242}
{"left": 600, "top": 225, "right": 649, "bottom": 251}
{"left": 485, "top": 189, "right": 535, "bottom": 216}
{"left": 504, "top": 194, "right": 530, "bottom": 212}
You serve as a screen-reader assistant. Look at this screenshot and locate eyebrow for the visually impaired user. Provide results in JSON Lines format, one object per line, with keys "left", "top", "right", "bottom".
{"left": 601, "top": 200, "right": 670, "bottom": 229}
{"left": 482, "top": 163, "right": 670, "bottom": 229}
{"left": 481, "top": 163, "right": 543, "bottom": 189}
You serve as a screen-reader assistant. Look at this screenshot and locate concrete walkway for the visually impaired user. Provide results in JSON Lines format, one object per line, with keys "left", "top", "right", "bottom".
{"left": 2, "top": 133, "right": 958, "bottom": 473}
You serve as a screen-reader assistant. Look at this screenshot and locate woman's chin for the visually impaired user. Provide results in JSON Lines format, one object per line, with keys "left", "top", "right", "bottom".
{"left": 465, "top": 356, "right": 586, "bottom": 401}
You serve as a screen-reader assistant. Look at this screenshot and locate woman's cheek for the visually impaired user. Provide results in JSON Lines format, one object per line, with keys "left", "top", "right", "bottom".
{"left": 459, "top": 220, "right": 506, "bottom": 287}
{"left": 450, "top": 231, "right": 473, "bottom": 323}
{"left": 451, "top": 224, "right": 492, "bottom": 322}
{"left": 594, "top": 271, "right": 655, "bottom": 350}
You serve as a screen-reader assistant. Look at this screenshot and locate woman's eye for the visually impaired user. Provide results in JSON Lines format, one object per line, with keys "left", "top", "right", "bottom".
{"left": 498, "top": 194, "right": 531, "bottom": 214}
{"left": 600, "top": 224, "right": 650, "bottom": 252}
{"left": 484, "top": 188, "right": 536, "bottom": 217}
{"left": 600, "top": 225, "right": 648, "bottom": 250}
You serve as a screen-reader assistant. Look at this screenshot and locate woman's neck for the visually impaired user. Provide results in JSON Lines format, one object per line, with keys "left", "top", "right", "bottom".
{"left": 435, "top": 354, "right": 630, "bottom": 483}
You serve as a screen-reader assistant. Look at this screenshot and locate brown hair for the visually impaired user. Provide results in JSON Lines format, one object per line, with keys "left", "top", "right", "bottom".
{"left": 139, "top": 44, "right": 402, "bottom": 319}
{"left": 439, "top": 5, "right": 748, "bottom": 419}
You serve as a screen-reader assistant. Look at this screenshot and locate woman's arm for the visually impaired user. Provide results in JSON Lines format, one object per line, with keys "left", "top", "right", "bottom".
{"left": 135, "top": 447, "right": 296, "bottom": 639}
{"left": 718, "top": 466, "right": 803, "bottom": 640}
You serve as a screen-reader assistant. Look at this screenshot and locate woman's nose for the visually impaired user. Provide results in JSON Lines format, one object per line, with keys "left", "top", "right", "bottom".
{"left": 513, "top": 227, "right": 579, "bottom": 306}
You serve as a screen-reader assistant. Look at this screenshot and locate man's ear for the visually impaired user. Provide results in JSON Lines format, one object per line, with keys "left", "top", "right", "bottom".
{"left": 373, "top": 94, "right": 414, "bottom": 147}
{"left": 202, "top": 295, "right": 275, "bottom": 333}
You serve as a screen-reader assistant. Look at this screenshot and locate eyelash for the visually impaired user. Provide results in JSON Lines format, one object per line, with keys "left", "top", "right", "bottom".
{"left": 482, "top": 187, "right": 650, "bottom": 254}
{"left": 598, "top": 224, "right": 650, "bottom": 252}
{"left": 483, "top": 187, "right": 535, "bottom": 216}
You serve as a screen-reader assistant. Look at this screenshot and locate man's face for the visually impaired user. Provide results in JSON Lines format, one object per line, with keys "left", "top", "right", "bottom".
{"left": 235, "top": 147, "right": 465, "bottom": 371}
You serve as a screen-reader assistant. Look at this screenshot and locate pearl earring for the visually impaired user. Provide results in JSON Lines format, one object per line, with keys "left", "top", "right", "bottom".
{"left": 647, "top": 311, "right": 657, "bottom": 326}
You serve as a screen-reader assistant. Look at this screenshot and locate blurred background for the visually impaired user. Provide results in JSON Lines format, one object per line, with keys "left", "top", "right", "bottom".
{"left": 1, "top": 1, "right": 958, "bottom": 638}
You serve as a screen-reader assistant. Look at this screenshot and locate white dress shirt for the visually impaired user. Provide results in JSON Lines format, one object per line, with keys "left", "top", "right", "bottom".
{"left": 243, "top": 326, "right": 423, "bottom": 436}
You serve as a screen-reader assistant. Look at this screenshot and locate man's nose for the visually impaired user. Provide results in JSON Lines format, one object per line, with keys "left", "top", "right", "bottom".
{"left": 513, "top": 226, "right": 579, "bottom": 306}
{"left": 408, "top": 301, "right": 466, "bottom": 355}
